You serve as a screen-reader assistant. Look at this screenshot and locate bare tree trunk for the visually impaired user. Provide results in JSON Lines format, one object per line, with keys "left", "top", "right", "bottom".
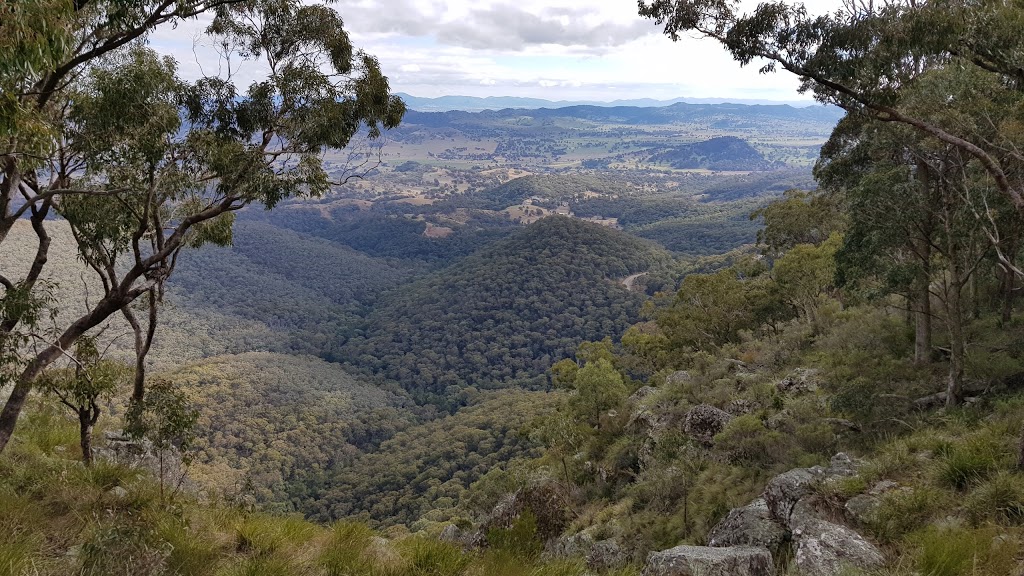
{"left": 914, "top": 283, "right": 932, "bottom": 365}
{"left": 1003, "top": 267, "right": 1015, "bottom": 324}
{"left": 913, "top": 159, "right": 934, "bottom": 364}
{"left": 945, "top": 276, "right": 966, "bottom": 408}
{"left": 79, "top": 410, "right": 94, "bottom": 467}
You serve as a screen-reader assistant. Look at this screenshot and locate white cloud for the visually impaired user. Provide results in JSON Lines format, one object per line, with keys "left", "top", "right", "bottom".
{"left": 150, "top": 0, "right": 847, "bottom": 102}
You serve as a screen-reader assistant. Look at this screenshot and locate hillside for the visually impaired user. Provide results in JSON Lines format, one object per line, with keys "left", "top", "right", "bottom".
{"left": 170, "top": 353, "right": 412, "bottom": 509}
{"left": 648, "top": 136, "right": 783, "bottom": 171}
{"left": 314, "top": 390, "right": 556, "bottom": 526}
{"left": 343, "top": 217, "right": 672, "bottom": 405}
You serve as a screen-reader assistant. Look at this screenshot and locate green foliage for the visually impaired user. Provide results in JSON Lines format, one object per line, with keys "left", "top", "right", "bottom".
{"left": 964, "top": 472, "right": 1024, "bottom": 526}
{"left": 752, "top": 189, "right": 845, "bottom": 256}
{"left": 869, "top": 487, "right": 951, "bottom": 543}
{"left": 935, "top": 433, "right": 1009, "bottom": 491}
{"left": 713, "top": 415, "right": 789, "bottom": 466}
{"left": 912, "top": 526, "right": 1021, "bottom": 576}
{"left": 487, "top": 511, "right": 543, "bottom": 560}
{"left": 346, "top": 217, "right": 668, "bottom": 405}
{"left": 569, "top": 359, "right": 628, "bottom": 427}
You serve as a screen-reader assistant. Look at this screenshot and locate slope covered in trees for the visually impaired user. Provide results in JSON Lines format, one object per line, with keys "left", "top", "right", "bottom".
{"left": 343, "top": 217, "right": 673, "bottom": 405}
{"left": 648, "top": 136, "right": 782, "bottom": 171}
{"left": 170, "top": 353, "right": 413, "bottom": 509}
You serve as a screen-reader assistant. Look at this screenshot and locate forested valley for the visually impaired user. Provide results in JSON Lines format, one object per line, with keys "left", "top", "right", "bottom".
{"left": 2, "top": 1, "right": 1024, "bottom": 576}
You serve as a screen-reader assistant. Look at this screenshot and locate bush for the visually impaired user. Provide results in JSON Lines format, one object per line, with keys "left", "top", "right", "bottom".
{"left": 912, "top": 526, "right": 1021, "bottom": 576}
{"left": 488, "top": 510, "right": 543, "bottom": 560}
{"left": 935, "top": 433, "right": 1008, "bottom": 491}
{"left": 870, "top": 487, "right": 950, "bottom": 543}
{"left": 714, "top": 415, "right": 790, "bottom": 466}
{"left": 320, "top": 521, "right": 376, "bottom": 576}
{"left": 965, "top": 472, "right": 1024, "bottom": 526}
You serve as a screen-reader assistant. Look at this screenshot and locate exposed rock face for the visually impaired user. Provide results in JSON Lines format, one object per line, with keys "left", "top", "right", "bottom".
{"left": 707, "top": 498, "right": 787, "bottom": 554}
{"left": 698, "top": 453, "right": 885, "bottom": 576}
{"left": 96, "top": 431, "right": 190, "bottom": 492}
{"left": 665, "top": 371, "right": 692, "bottom": 386}
{"left": 478, "top": 479, "right": 570, "bottom": 547}
{"left": 642, "top": 545, "right": 774, "bottom": 576}
{"left": 587, "top": 538, "right": 628, "bottom": 571}
{"left": 763, "top": 468, "right": 819, "bottom": 525}
{"left": 792, "top": 519, "right": 884, "bottom": 576}
{"left": 547, "top": 531, "right": 594, "bottom": 559}
{"left": 682, "top": 404, "right": 733, "bottom": 446}
{"left": 776, "top": 368, "right": 821, "bottom": 395}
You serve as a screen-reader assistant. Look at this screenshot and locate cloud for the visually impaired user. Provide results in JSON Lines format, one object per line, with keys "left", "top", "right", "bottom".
{"left": 337, "top": 0, "right": 655, "bottom": 53}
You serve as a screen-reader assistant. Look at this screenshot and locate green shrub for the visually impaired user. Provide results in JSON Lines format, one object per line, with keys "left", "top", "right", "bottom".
{"left": 965, "top": 472, "right": 1024, "bottom": 526}
{"left": 912, "top": 526, "right": 1021, "bottom": 576}
{"left": 320, "top": 521, "right": 376, "bottom": 576}
{"left": 714, "top": 414, "right": 791, "bottom": 466}
{"left": 488, "top": 510, "right": 543, "bottom": 559}
{"left": 870, "top": 487, "right": 950, "bottom": 542}
{"left": 235, "top": 514, "right": 317, "bottom": 556}
{"left": 935, "top": 434, "right": 1008, "bottom": 491}
{"left": 80, "top": 522, "right": 170, "bottom": 576}
{"left": 397, "top": 537, "right": 470, "bottom": 576}
{"left": 158, "top": 516, "right": 222, "bottom": 576}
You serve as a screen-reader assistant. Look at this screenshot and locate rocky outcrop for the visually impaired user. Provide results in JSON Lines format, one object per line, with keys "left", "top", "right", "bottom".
{"left": 699, "top": 453, "right": 884, "bottom": 576}
{"left": 707, "top": 498, "right": 787, "bottom": 554}
{"left": 776, "top": 368, "right": 821, "bottom": 395}
{"left": 642, "top": 545, "right": 774, "bottom": 576}
{"left": 665, "top": 371, "right": 692, "bottom": 386}
{"left": 477, "top": 479, "right": 569, "bottom": 546}
{"left": 792, "top": 519, "right": 884, "bottom": 576}
{"left": 682, "top": 404, "right": 732, "bottom": 446}
{"left": 548, "top": 532, "right": 628, "bottom": 571}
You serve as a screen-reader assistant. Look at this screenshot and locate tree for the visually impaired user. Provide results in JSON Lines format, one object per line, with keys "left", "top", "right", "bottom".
{"left": 37, "top": 337, "right": 128, "bottom": 466}
{"left": 126, "top": 379, "right": 198, "bottom": 503}
{"left": 752, "top": 189, "right": 844, "bottom": 257}
{"left": 638, "top": 0, "right": 1024, "bottom": 222}
{"left": 0, "top": 0, "right": 405, "bottom": 453}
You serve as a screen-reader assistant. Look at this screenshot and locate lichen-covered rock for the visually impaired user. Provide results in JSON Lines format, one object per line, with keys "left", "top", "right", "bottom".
{"left": 843, "top": 494, "right": 880, "bottom": 526}
{"left": 587, "top": 539, "right": 628, "bottom": 571}
{"left": 828, "top": 453, "right": 859, "bottom": 476}
{"left": 642, "top": 545, "right": 774, "bottom": 576}
{"left": 763, "top": 468, "right": 819, "bottom": 525}
{"left": 776, "top": 368, "right": 821, "bottom": 395}
{"left": 682, "top": 404, "right": 733, "bottom": 446}
{"left": 547, "top": 531, "right": 595, "bottom": 559}
{"left": 665, "top": 371, "right": 692, "bottom": 386}
{"left": 726, "top": 398, "right": 758, "bottom": 415}
{"left": 707, "top": 498, "right": 788, "bottom": 554}
{"left": 792, "top": 519, "right": 884, "bottom": 576}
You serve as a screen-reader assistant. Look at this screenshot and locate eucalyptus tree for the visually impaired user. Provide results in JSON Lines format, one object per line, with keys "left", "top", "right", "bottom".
{"left": 0, "top": 0, "right": 405, "bottom": 453}
{"left": 638, "top": 0, "right": 1024, "bottom": 223}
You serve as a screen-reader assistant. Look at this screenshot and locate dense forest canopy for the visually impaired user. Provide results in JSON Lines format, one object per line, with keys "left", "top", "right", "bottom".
{"left": 3, "top": 1, "right": 1024, "bottom": 575}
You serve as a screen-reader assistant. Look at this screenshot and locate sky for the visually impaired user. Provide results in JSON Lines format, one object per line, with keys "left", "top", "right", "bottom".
{"left": 150, "top": 0, "right": 845, "bottom": 104}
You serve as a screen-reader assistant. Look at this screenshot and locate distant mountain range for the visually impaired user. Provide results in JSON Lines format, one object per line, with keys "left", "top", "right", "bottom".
{"left": 396, "top": 93, "right": 828, "bottom": 112}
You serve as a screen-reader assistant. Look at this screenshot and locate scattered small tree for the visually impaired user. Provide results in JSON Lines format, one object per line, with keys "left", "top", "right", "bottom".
{"left": 125, "top": 379, "right": 198, "bottom": 503}
{"left": 37, "top": 336, "right": 128, "bottom": 466}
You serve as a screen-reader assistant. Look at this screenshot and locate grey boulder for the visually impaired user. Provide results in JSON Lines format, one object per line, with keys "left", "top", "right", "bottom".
{"left": 707, "top": 498, "right": 788, "bottom": 554}
{"left": 642, "top": 545, "right": 774, "bottom": 576}
{"left": 792, "top": 519, "right": 884, "bottom": 576}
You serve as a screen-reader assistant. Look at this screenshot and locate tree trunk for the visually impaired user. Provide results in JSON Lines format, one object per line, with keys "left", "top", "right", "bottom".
{"left": 1003, "top": 264, "right": 1016, "bottom": 324}
{"left": 0, "top": 292, "right": 124, "bottom": 454}
{"left": 79, "top": 410, "right": 94, "bottom": 467}
{"left": 914, "top": 284, "right": 932, "bottom": 365}
{"left": 913, "top": 159, "right": 934, "bottom": 364}
{"left": 945, "top": 277, "right": 966, "bottom": 408}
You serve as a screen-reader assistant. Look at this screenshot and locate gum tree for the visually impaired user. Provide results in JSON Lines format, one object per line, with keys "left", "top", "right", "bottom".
{"left": 0, "top": 0, "right": 405, "bottom": 453}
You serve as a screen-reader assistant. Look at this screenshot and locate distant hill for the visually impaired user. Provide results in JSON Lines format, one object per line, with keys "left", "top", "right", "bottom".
{"left": 343, "top": 216, "right": 672, "bottom": 405}
{"left": 399, "top": 101, "right": 845, "bottom": 129}
{"left": 463, "top": 173, "right": 630, "bottom": 210}
{"left": 396, "top": 93, "right": 826, "bottom": 111}
{"left": 649, "top": 136, "right": 783, "bottom": 171}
